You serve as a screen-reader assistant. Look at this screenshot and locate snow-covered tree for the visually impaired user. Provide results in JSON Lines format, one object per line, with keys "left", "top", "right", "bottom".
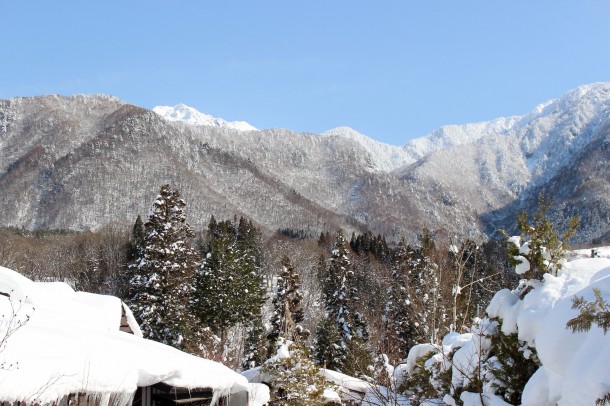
{"left": 383, "top": 238, "right": 419, "bottom": 362}
{"left": 126, "top": 185, "right": 200, "bottom": 349}
{"left": 503, "top": 194, "right": 579, "bottom": 281}
{"left": 408, "top": 229, "right": 446, "bottom": 345}
{"left": 263, "top": 340, "right": 338, "bottom": 405}
{"left": 267, "top": 255, "right": 308, "bottom": 355}
{"left": 241, "top": 314, "right": 267, "bottom": 370}
{"left": 193, "top": 217, "right": 266, "bottom": 341}
{"left": 314, "top": 230, "right": 371, "bottom": 375}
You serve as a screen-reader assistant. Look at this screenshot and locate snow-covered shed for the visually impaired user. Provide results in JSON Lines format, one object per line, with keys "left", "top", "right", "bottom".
{"left": 0, "top": 266, "right": 263, "bottom": 406}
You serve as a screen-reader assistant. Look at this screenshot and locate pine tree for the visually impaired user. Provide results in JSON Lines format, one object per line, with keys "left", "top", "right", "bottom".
{"left": 566, "top": 288, "right": 610, "bottom": 334}
{"left": 383, "top": 238, "right": 419, "bottom": 361}
{"left": 193, "top": 218, "right": 266, "bottom": 340}
{"left": 130, "top": 214, "right": 145, "bottom": 258}
{"left": 314, "top": 230, "right": 371, "bottom": 375}
{"left": 267, "top": 256, "right": 308, "bottom": 355}
{"left": 263, "top": 340, "right": 336, "bottom": 405}
{"left": 488, "top": 320, "right": 540, "bottom": 405}
{"left": 126, "top": 185, "right": 200, "bottom": 349}
{"left": 241, "top": 314, "right": 267, "bottom": 370}
{"left": 503, "top": 194, "right": 579, "bottom": 281}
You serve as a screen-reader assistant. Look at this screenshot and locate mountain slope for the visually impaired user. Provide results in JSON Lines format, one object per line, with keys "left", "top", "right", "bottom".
{"left": 397, "top": 82, "right": 610, "bottom": 242}
{"left": 0, "top": 84, "right": 609, "bottom": 243}
{"left": 0, "top": 95, "right": 457, "bottom": 240}
{"left": 321, "top": 126, "right": 416, "bottom": 172}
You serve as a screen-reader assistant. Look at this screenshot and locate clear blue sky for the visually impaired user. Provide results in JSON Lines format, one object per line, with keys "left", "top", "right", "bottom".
{"left": 2, "top": 1, "right": 609, "bottom": 145}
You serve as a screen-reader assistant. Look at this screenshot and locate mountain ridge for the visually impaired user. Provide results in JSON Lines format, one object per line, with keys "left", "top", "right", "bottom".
{"left": 0, "top": 83, "right": 608, "bottom": 243}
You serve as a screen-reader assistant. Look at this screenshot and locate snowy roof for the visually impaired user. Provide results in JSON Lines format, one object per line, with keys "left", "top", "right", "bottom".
{"left": 0, "top": 266, "right": 249, "bottom": 405}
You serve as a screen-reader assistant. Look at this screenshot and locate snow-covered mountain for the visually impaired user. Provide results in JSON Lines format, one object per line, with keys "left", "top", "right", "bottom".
{"left": 0, "top": 84, "right": 608, "bottom": 243}
{"left": 402, "top": 116, "right": 523, "bottom": 161}
{"left": 153, "top": 104, "right": 257, "bottom": 132}
{"left": 321, "top": 126, "right": 416, "bottom": 172}
{"left": 397, "top": 82, "right": 610, "bottom": 241}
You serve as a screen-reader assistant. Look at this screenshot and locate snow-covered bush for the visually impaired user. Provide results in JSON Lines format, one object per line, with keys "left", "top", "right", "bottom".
{"left": 262, "top": 340, "right": 340, "bottom": 405}
{"left": 485, "top": 319, "right": 539, "bottom": 404}
{"left": 399, "top": 347, "right": 442, "bottom": 405}
{"left": 400, "top": 213, "right": 609, "bottom": 406}
{"left": 502, "top": 194, "right": 578, "bottom": 281}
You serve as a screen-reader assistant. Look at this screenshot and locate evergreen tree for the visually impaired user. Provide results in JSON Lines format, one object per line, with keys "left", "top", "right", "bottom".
{"left": 383, "top": 238, "right": 418, "bottom": 361}
{"left": 566, "top": 288, "right": 610, "bottom": 334}
{"left": 488, "top": 320, "right": 540, "bottom": 405}
{"left": 267, "top": 256, "right": 308, "bottom": 355}
{"left": 409, "top": 229, "right": 446, "bottom": 344}
{"left": 503, "top": 194, "right": 579, "bottom": 281}
{"left": 241, "top": 313, "right": 267, "bottom": 370}
{"left": 314, "top": 230, "right": 371, "bottom": 375}
{"left": 193, "top": 218, "right": 266, "bottom": 340}
{"left": 126, "top": 185, "right": 200, "bottom": 350}
{"left": 130, "top": 214, "right": 145, "bottom": 258}
{"left": 263, "top": 340, "right": 337, "bottom": 405}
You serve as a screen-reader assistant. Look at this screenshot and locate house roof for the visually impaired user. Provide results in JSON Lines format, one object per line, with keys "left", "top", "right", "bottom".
{"left": 0, "top": 266, "right": 249, "bottom": 405}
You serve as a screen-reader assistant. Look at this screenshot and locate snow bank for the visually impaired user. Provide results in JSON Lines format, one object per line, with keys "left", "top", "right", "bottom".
{"left": 362, "top": 385, "right": 411, "bottom": 405}
{"left": 468, "top": 255, "right": 610, "bottom": 405}
{"left": 247, "top": 383, "right": 270, "bottom": 406}
{"left": 0, "top": 266, "right": 249, "bottom": 405}
{"left": 323, "top": 368, "right": 372, "bottom": 394}
{"left": 405, "top": 251, "right": 610, "bottom": 405}
{"left": 521, "top": 258, "right": 610, "bottom": 405}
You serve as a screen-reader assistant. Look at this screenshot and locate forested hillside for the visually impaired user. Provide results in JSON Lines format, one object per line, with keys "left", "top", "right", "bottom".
{"left": 1, "top": 83, "right": 609, "bottom": 243}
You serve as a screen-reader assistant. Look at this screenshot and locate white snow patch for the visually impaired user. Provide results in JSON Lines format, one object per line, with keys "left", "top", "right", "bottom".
{"left": 153, "top": 104, "right": 257, "bottom": 132}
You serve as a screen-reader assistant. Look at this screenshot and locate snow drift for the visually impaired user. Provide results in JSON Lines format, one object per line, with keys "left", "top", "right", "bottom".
{"left": 402, "top": 249, "right": 610, "bottom": 405}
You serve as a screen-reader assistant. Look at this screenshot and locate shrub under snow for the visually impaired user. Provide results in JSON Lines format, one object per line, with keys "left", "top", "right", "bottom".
{"left": 401, "top": 248, "right": 610, "bottom": 405}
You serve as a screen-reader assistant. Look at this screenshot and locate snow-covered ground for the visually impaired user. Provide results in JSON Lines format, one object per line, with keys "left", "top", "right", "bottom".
{"left": 0, "top": 266, "right": 268, "bottom": 406}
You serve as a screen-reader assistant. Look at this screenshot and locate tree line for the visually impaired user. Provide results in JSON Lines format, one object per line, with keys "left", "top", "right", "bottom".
{"left": 0, "top": 184, "right": 522, "bottom": 402}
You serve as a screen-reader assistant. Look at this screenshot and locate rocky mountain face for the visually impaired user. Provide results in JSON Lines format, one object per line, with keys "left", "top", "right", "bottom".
{"left": 0, "top": 84, "right": 608, "bottom": 243}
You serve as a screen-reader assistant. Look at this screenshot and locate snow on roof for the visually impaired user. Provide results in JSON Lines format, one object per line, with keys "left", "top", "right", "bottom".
{"left": 0, "top": 266, "right": 248, "bottom": 405}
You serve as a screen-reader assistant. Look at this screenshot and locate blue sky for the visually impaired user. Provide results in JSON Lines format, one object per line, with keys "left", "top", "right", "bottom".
{"left": 2, "top": 1, "right": 609, "bottom": 145}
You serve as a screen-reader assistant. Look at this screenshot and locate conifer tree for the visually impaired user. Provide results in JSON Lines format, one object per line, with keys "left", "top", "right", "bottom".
{"left": 567, "top": 288, "right": 610, "bottom": 334}
{"left": 193, "top": 218, "right": 266, "bottom": 341}
{"left": 127, "top": 185, "right": 200, "bottom": 349}
{"left": 314, "top": 230, "right": 371, "bottom": 375}
{"left": 130, "top": 214, "right": 145, "bottom": 258}
{"left": 267, "top": 256, "right": 308, "bottom": 355}
{"left": 503, "top": 194, "right": 579, "bottom": 281}
{"left": 263, "top": 340, "right": 336, "bottom": 405}
{"left": 383, "top": 238, "right": 418, "bottom": 361}
{"left": 241, "top": 314, "right": 267, "bottom": 370}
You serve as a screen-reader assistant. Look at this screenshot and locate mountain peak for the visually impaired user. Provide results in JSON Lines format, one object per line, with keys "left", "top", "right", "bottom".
{"left": 152, "top": 104, "right": 257, "bottom": 132}
{"left": 322, "top": 126, "right": 416, "bottom": 172}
